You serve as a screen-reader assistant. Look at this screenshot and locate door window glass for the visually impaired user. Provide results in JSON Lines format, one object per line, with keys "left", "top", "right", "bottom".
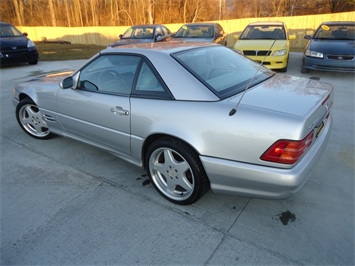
{"left": 78, "top": 54, "right": 141, "bottom": 95}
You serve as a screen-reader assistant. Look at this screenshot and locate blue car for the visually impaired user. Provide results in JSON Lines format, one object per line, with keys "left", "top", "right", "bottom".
{"left": 171, "top": 23, "right": 228, "bottom": 46}
{"left": 0, "top": 22, "right": 39, "bottom": 66}
{"left": 108, "top": 24, "right": 172, "bottom": 48}
{"left": 301, "top": 21, "right": 355, "bottom": 73}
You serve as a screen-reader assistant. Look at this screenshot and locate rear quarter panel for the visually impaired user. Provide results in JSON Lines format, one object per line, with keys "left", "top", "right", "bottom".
{"left": 130, "top": 97, "right": 304, "bottom": 168}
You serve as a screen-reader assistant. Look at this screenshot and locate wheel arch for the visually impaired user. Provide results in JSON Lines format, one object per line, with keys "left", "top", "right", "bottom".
{"left": 18, "top": 93, "right": 34, "bottom": 102}
{"left": 18, "top": 91, "right": 38, "bottom": 105}
{"left": 141, "top": 133, "right": 202, "bottom": 169}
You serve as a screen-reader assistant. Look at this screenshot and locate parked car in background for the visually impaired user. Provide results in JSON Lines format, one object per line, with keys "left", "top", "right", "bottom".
{"left": 171, "top": 23, "right": 227, "bottom": 45}
{"left": 233, "top": 21, "right": 295, "bottom": 72}
{"left": 0, "top": 21, "right": 39, "bottom": 66}
{"left": 108, "top": 24, "right": 172, "bottom": 47}
{"left": 13, "top": 42, "right": 333, "bottom": 205}
{"left": 301, "top": 21, "right": 355, "bottom": 73}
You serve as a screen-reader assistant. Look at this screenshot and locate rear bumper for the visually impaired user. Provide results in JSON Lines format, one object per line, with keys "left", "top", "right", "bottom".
{"left": 200, "top": 116, "right": 332, "bottom": 199}
{"left": 302, "top": 56, "right": 355, "bottom": 73}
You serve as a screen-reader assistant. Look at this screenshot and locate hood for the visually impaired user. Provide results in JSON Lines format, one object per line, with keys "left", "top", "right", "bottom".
{"left": 0, "top": 36, "right": 29, "bottom": 48}
{"left": 231, "top": 74, "right": 332, "bottom": 117}
{"left": 308, "top": 39, "right": 355, "bottom": 54}
{"left": 29, "top": 71, "right": 74, "bottom": 83}
{"left": 234, "top": 39, "right": 287, "bottom": 50}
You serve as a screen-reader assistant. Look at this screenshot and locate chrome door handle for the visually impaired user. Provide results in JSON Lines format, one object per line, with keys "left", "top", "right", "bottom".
{"left": 111, "top": 106, "right": 129, "bottom": 116}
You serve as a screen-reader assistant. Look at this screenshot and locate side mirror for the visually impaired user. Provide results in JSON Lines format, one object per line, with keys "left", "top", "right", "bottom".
{"left": 289, "top": 34, "right": 296, "bottom": 40}
{"left": 60, "top": 76, "right": 74, "bottom": 89}
{"left": 304, "top": 35, "right": 312, "bottom": 40}
{"left": 23, "top": 32, "right": 28, "bottom": 37}
{"left": 215, "top": 33, "right": 223, "bottom": 38}
{"left": 119, "top": 34, "right": 123, "bottom": 40}
{"left": 233, "top": 34, "right": 239, "bottom": 40}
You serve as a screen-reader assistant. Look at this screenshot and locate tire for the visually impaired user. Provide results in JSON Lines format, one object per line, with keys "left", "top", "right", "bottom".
{"left": 279, "top": 66, "right": 288, "bottom": 72}
{"left": 146, "top": 137, "right": 209, "bottom": 205}
{"left": 301, "top": 65, "right": 310, "bottom": 73}
{"left": 16, "top": 98, "right": 52, "bottom": 139}
{"left": 29, "top": 59, "right": 38, "bottom": 65}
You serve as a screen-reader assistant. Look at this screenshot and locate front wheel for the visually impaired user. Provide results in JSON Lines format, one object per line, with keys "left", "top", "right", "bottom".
{"left": 279, "top": 66, "right": 288, "bottom": 72}
{"left": 29, "top": 59, "right": 38, "bottom": 65}
{"left": 301, "top": 65, "right": 310, "bottom": 73}
{"left": 16, "top": 98, "right": 52, "bottom": 139}
{"left": 146, "top": 137, "right": 209, "bottom": 205}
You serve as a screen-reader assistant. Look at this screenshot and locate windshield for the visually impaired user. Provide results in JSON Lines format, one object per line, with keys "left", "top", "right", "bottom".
{"left": 172, "top": 46, "right": 274, "bottom": 99}
{"left": 174, "top": 25, "right": 214, "bottom": 38}
{"left": 240, "top": 25, "right": 286, "bottom": 40}
{"left": 122, "top": 27, "right": 155, "bottom": 39}
{"left": 0, "top": 24, "right": 23, "bottom": 37}
{"left": 313, "top": 24, "right": 355, "bottom": 40}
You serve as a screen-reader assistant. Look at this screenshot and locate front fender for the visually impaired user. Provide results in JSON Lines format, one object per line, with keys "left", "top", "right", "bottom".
{"left": 14, "top": 81, "right": 61, "bottom": 112}
{"left": 14, "top": 83, "right": 39, "bottom": 105}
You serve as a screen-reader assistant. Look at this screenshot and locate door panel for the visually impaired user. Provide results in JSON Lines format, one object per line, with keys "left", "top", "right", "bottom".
{"left": 56, "top": 89, "right": 131, "bottom": 155}
{"left": 54, "top": 54, "right": 142, "bottom": 155}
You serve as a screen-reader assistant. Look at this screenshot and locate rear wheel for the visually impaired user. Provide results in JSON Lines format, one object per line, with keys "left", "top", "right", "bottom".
{"left": 146, "top": 137, "right": 209, "bottom": 205}
{"left": 16, "top": 98, "right": 52, "bottom": 139}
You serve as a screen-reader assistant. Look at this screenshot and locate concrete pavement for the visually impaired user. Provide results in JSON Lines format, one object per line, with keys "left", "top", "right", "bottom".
{"left": 1, "top": 54, "right": 354, "bottom": 265}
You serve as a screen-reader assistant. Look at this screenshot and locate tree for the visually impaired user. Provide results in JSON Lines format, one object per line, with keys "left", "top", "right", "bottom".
{"left": 328, "top": 0, "right": 355, "bottom": 12}
{"left": 0, "top": 0, "right": 354, "bottom": 27}
{"left": 64, "top": 0, "right": 72, "bottom": 27}
{"left": 12, "top": 0, "right": 24, "bottom": 25}
{"left": 48, "top": 0, "right": 56, "bottom": 26}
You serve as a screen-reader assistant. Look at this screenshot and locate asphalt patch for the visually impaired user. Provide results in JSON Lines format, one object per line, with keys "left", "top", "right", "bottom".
{"left": 136, "top": 174, "right": 151, "bottom": 186}
{"left": 277, "top": 210, "right": 296, "bottom": 225}
{"left": 142, "top": 179, "right": 151, "bottom": 186}
{"left": 309, "top": 76, "right": 320, "bottom": 80}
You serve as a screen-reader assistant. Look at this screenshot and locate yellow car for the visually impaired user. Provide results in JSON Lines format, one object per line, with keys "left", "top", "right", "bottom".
{"left": 233, "top": 22, "right": 295, "bottom": 72}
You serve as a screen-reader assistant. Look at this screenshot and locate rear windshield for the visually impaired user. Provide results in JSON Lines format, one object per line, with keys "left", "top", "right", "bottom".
{"left": 172, "top": 46, "right": 274, "bottom": 99}
{"left": 313, "top": 24, "right": 355, "bottom": 40}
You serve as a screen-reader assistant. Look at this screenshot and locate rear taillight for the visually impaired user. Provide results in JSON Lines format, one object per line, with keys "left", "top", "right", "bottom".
{"left": 260, "top": 132, "right": 314, "bottom": 164}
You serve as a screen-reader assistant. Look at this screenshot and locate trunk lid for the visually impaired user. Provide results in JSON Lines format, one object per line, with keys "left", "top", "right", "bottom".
{"left": 228, "top": 74, "right": 334, "bottom": 138}
{"left": 236, "top": 74, "right": 333, "bottom": 117}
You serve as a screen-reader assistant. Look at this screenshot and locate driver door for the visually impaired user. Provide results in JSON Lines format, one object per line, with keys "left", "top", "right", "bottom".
{"left": 56, "top": 54, "right": 141, "bottom": 155}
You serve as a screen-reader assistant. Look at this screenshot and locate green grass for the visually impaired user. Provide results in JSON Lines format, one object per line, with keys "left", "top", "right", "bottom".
{"left": 35, "top": 42, "right": 106, "bottom": 61}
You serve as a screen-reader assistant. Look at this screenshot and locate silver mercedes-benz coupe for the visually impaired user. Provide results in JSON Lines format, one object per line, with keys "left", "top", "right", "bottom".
{"left": 13, "top": 42, "right": 333, "bottom": 205}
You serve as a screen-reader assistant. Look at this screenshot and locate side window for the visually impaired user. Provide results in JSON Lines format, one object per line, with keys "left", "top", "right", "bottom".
{"left": 217, "top": 24, "right": 223, "bottom": 34}
{"left": 78, "top": 54, "right": 141, "bottom": 95}
{"left": 162, "top": 26, "right": 171, "bottom": 35}
{"left": 155, "top": 27, "right": 163, "bottom": 37}
{"left": 133, "top": 61, "right": 172, "bottom": 99}
{"left": 122, "top": 27, "right": 133, "bottom": 38}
